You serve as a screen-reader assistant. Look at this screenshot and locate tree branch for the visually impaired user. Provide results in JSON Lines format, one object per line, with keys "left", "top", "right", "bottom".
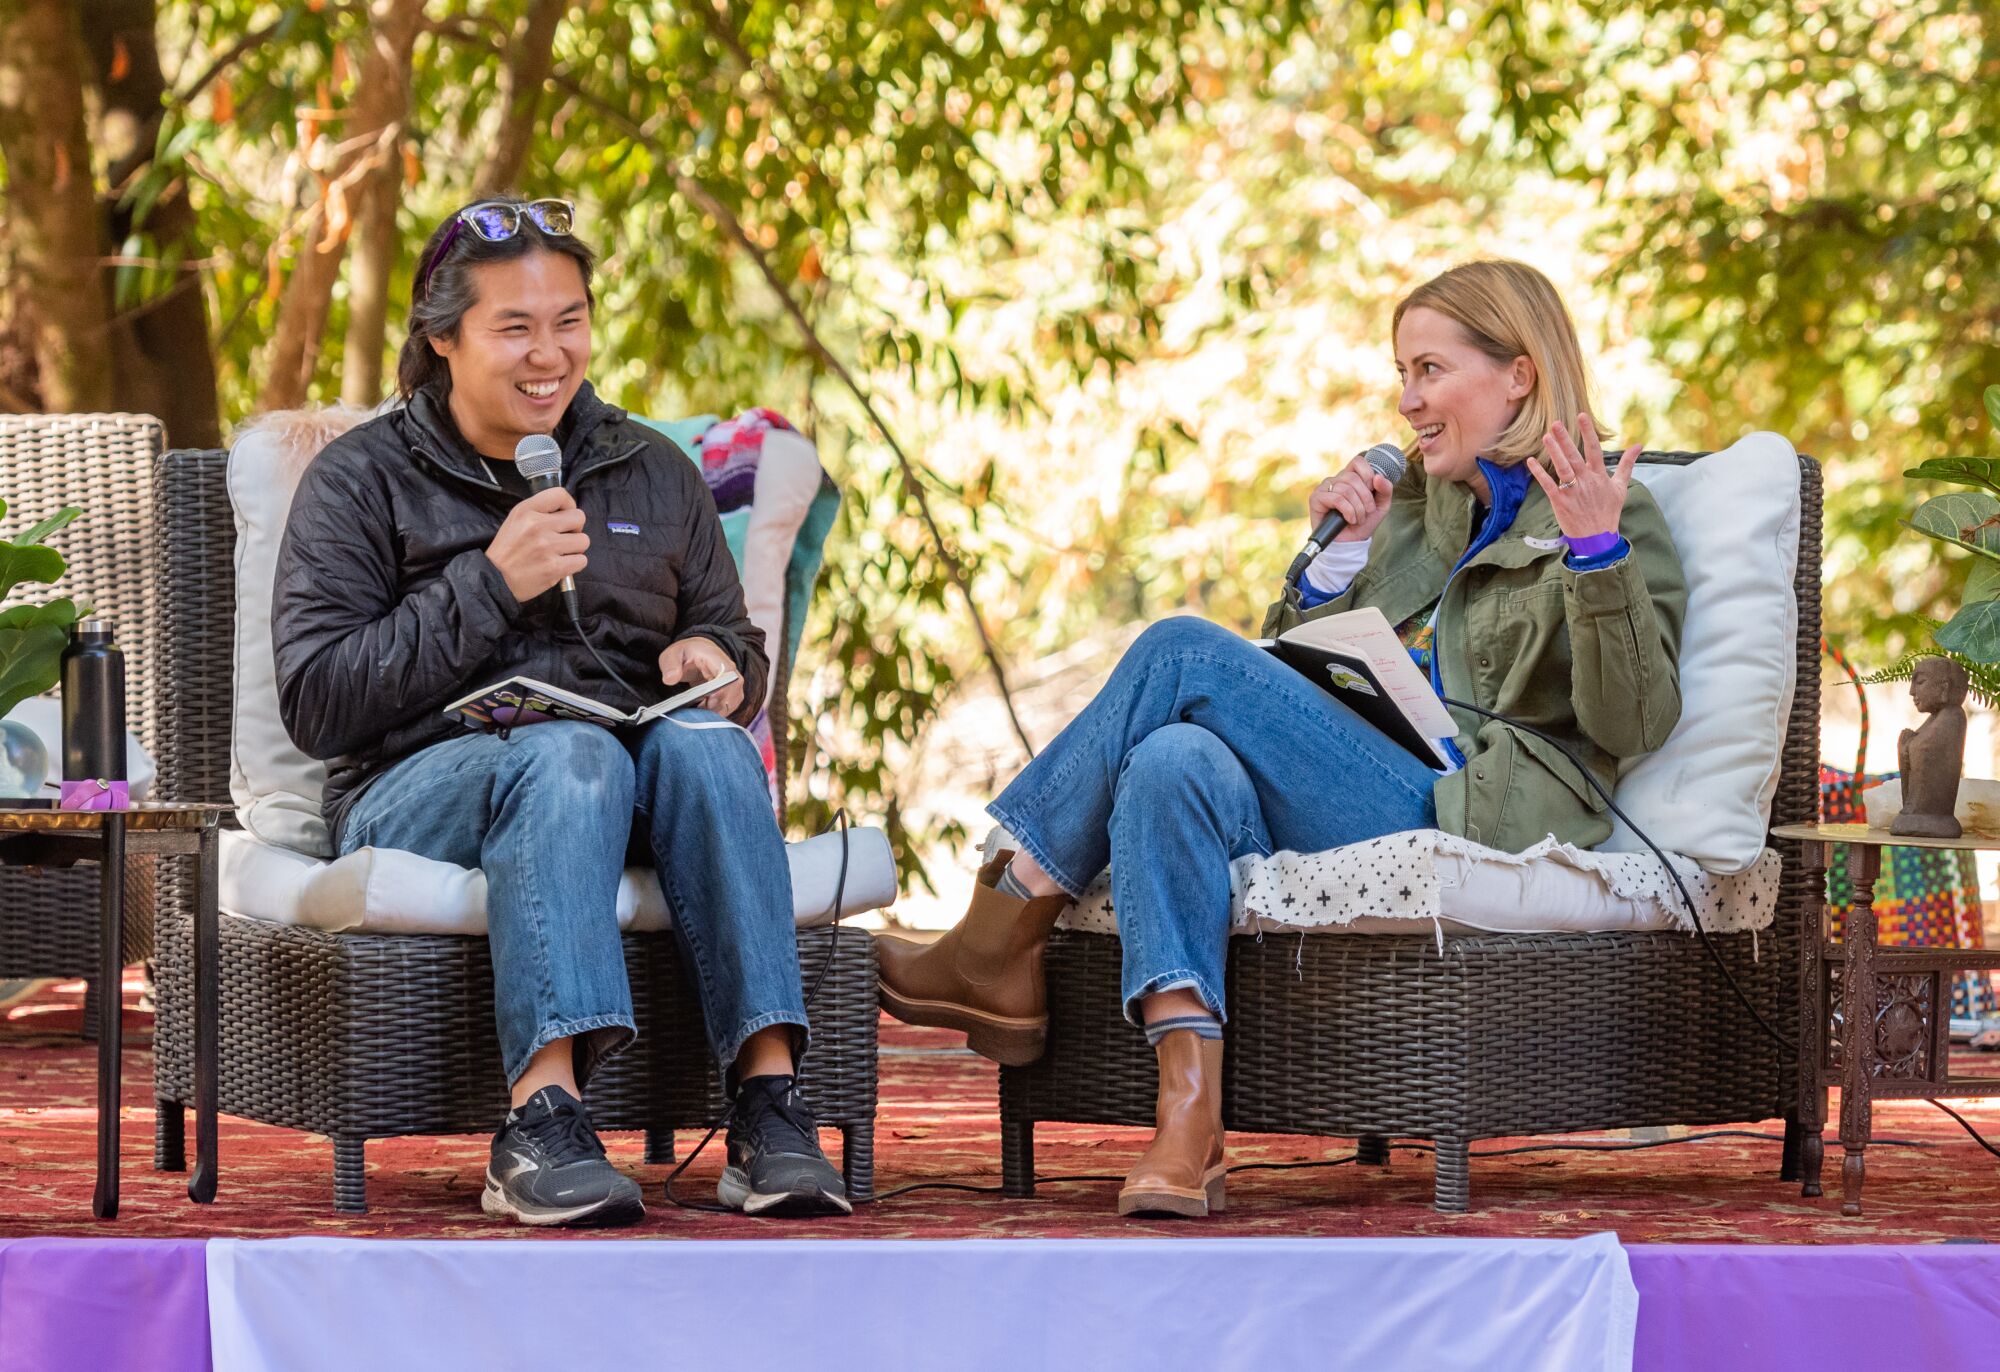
{"left": 170, "top": 7, "right": 300, "bottom": 107}
{"left": 492, "top": 43, "right": 1039, "bottom": 761}
{"left": 472, "top": 0, "right": 565, "bottom": 197}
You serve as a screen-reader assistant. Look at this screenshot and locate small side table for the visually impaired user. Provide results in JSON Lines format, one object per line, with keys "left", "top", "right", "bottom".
{"left": 0, "top": 804, "right": 225, "bottom": 1218}
{"left": 1772, "top": 821, "right": 2000, "bottom": 1216}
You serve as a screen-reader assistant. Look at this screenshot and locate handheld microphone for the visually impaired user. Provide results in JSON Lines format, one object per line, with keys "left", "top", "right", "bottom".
{"left": 1285, "top": 442, "right": 1407, "bottom": 589}
{"left": 512, "top": 433, "right": 581, "bottom": 622}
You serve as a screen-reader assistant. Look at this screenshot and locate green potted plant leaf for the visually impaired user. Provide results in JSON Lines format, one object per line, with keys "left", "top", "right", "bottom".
{"left": 1874, "top": 385, "right": 2000, "bottom": 704}
{"left": 0, "top": 500, "right": 86, "bottom": 798}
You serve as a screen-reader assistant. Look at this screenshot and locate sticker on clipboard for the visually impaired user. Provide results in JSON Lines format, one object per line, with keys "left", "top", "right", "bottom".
{"left": 1326, "top": 664, "right": 1378, "bottom": 696}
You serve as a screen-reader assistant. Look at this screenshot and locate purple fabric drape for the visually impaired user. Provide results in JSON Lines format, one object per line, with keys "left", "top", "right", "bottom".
{"left": 0, "top": 1238, "right": 210, "bottom": 1372}
{"left": 1630, "top": 1244, "right": 2000, "bottom": 1369}
{"left": 3, "top": 1235, "right": 1996, "bottom": 1371}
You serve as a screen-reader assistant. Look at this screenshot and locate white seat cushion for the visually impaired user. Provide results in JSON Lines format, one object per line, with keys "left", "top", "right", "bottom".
{"left": 221, "top": 825, "right": 898, "bottom": 935}
{"left": 989, "top": 823, "right": 1780, "bottom": 941}
{"left": 1600, "top": 434, "right": 1802, "bottom": 873}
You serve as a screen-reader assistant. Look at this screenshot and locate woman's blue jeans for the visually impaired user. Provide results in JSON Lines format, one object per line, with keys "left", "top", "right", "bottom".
{"left": 987, "top": 616, "right": 1439, "bottom": 1026}
{"left": 338, "top": 711, "right": 808, "bottom": 1087}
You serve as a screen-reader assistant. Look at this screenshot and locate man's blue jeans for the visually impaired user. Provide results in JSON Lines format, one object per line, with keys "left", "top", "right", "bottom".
{"left": 338, "top": 711, "right": 808, "bottom": 1087}
{"left": 988, "top": 616, "right": 1439, "bottom": 1026}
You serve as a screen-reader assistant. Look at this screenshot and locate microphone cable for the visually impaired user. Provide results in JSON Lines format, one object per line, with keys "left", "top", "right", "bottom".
{"left": 1440, "top": 695, "right": 2000, "bottom": 1166}
{"left": 562, "top": 602, "right": 648, "bottom": 706}
{"left": 1435, "top": 695, "right": 1795, "bottom": 1054}
{"left": 660, "top": 806, "right": 856, "bottom": 1215}
{"left": 539, "top": 575, "right": 861, "bottom": 1211}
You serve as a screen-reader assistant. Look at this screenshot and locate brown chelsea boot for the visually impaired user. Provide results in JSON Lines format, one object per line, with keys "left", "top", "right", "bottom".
{"left": 874, "top": 849, "right": 1072, "bottom": 1065}
{"left": 1117, "top": 1029, "right": 1227, "bottom": 1218}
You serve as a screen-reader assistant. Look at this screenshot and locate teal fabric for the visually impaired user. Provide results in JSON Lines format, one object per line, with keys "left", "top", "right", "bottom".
{"left": 784, "top": 476, "right": 840, "bottom": 667}
{"left": 634, "top": 414, "right": 720, "bottom": 453}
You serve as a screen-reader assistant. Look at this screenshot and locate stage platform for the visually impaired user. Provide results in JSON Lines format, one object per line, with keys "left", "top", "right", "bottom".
{"left": 2, "top": 976, "right": 1998, "bottom": 1368}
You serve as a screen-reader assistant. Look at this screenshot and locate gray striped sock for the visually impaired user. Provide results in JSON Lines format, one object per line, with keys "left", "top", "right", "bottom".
{"left": 1144, "top": 1014, "right": 1223, "bottom": 1046}
{"left": 993, "top": 862, "right": 1035, "bottom": 901}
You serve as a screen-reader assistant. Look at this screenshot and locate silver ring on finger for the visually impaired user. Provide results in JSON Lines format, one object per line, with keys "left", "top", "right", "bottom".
{"left": 1558, "top": 479, "right": 1577, "bottom": 489}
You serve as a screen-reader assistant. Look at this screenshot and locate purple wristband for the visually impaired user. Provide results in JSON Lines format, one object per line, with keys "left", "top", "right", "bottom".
{"left": 1563, "top": 530, "right": 1621, "bottom": 558}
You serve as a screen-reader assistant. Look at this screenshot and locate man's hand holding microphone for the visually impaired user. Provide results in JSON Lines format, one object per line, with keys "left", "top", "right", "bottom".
{"left": 486, "top": 486, "right": 590, "bottom": 606}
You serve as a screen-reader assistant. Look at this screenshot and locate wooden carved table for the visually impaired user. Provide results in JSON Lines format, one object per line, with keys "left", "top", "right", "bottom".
{"left": 0, "top": 804, "right": 225, "bottom": 1218}
{"left": 1772, "top": 821, "right": 2000, "bottom": 1217}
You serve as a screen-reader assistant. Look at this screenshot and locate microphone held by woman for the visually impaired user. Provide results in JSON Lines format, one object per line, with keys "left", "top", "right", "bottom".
{"left": 1286, "top": 441, "right": 1406, "bottom": 587}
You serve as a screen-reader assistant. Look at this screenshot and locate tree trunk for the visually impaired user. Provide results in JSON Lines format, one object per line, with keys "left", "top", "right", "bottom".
{"left": 0, "top": 0, "right": 115, "bottom": 412}
{"left": 260, "top": 0, "right": 427, "bottom": 413}
{"left": 81, "top": 0, "right": 222, "bottom": 448}
{"left": 472, "top": 0, "right": 565, "bottom": 197}
{"left": 337, "top": 0, "right": 427, "bottom": 409}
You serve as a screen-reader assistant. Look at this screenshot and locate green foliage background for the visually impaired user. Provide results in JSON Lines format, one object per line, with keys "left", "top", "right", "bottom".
{"left": 3, "top": 1, "right": 1995, "bottom": 886}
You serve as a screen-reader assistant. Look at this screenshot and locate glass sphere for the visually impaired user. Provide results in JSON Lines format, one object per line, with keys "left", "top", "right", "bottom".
{"left": 0, "top": 720, "right": 50, "bottom": 799}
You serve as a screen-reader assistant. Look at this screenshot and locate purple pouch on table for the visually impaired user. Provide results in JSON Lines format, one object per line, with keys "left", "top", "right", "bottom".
{"left": 60, "top": 779, "right": 130, "bottom": 811}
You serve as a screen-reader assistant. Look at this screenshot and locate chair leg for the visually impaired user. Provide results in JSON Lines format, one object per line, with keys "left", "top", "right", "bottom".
{"left": 1356, "top": 1134, "right": 1391, "bottom": 1167}
{"left": 1432, "top": 1136, "right": 1471, "bottom": 1213}
{"left": 1780, "top": 1116, "right": 1803, "bottom": 1182}
{"left": 333, "top": 1136, "right": 368, "bottom": 1214}
{"left": 154, "top": 1097, "right": 186, "bottom": 1172}
{"left": 644, "top": 1128, "right": 677, "bottom": 1165}
{"left": 1002, "top": 1116, "right": 1036, "bottom": 1198}
{"left": 841, "top": 1122, "right": 875, "bottom": 1203}
{"left": 80, "top": 977, "right": 99, "bottom": 1043}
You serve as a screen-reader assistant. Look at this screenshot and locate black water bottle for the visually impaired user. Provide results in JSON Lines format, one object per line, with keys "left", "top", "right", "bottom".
{"left": 61, "top": 617, "right": 127, "bottom": 787}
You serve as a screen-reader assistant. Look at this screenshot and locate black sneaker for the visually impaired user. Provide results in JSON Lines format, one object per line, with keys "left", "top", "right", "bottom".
{"left": 481, "top": 1085, "right": 645, "bottom": 1227}
{"left": 718, "top": 1075, "right": 852, "bottom": 1217}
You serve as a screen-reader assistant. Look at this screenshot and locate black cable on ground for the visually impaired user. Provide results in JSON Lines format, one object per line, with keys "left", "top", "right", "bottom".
{"left": 1930, "top": 1100, "right": 2000, "bottom": 1159}
{"left": 661, "top": 808, "right": 852, "bottom": 1214}
{"left": 841, "top": 1129, "right": 1950, "bottom": 1207}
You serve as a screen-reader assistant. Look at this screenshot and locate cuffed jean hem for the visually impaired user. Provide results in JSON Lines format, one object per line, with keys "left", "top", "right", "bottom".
{"left": 1124, "top": 969, "right": 1226, "bottom": 1028}
{"left": 506, "top": 1013, "right": 637, "bottom": 1090}
{"left": 716, "top": 1011, "right": 812, "bottom": 1093}
{"left": 984, "top": 800, "right": 1092, "bottom": 901}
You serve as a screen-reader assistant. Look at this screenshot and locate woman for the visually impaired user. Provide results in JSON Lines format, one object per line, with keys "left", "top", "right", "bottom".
{"left": 273, "top": 197, "right": 850, "bottom": 1225}
{"left": 877, "top": 259, "right": 1687, "bottom": 1217}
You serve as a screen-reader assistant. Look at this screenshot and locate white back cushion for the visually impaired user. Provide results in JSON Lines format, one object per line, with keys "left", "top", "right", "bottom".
{"left": 1601, "top": 433, "right": 1802, "bottom": 873}
{"left": 227, "top": 409, "right": 373, "bottom": 857}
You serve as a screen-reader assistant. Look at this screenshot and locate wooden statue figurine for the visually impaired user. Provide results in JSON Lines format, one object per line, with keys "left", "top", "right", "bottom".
{"left": 1892, "top": 656, "right": 1970, "bottom": 839}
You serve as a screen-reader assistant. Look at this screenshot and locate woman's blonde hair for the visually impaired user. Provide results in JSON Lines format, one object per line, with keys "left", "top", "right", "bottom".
{"left": 1392, "top": 259, "right": 1607, "bottom": 466}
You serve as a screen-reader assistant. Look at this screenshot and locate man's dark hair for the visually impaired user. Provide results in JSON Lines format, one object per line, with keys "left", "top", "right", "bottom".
{"left": 396, "top": 196, "right": 598, "bottom": 401}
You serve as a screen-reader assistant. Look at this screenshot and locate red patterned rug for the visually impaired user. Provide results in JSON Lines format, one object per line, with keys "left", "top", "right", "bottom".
{"left": 3, "top": 974, "right": 1998, "bottom": 1243}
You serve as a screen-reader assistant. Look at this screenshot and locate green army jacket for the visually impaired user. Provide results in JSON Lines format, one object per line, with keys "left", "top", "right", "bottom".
{"left": 1261, "top": 462, "right": 1688, "bottom": 853}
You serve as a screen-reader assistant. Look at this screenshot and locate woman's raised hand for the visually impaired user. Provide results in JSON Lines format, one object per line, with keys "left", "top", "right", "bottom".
{"left": 1525, "top": 413, "right": 1640, "bottom": 540}
{"left": 1309, "top": 451, "right": 1396, "bottom": 544}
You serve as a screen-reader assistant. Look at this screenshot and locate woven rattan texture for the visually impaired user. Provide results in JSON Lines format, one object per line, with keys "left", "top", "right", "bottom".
{"left": 1000, "top": 451, "right": 1822, "bottom": 1212}
{"left": 0, "top": 862, "right": 152, "bottom": 978}
{"left": 0, "top": 414, "right": 165, "bottom": 755}
{"left": 146, "top": 447, "right": 878, "bottom": 1209}
{"left": 0, "top": 415, "right": 164, "bottom": 978}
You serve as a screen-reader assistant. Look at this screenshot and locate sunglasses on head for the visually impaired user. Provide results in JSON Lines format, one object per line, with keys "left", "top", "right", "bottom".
{"left": 418, "top": 199, "right": 577, "bottom": 298}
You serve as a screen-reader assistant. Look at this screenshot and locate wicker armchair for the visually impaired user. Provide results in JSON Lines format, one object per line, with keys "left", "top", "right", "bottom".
{"left": 145, "top": 447, "right": 878, "bottom": 1212}
{"left": 998, "top": 451, "right": 1822, "bottom": 1212}
{"left": 0, "top": 414, "right": 162, "bottom": 1016}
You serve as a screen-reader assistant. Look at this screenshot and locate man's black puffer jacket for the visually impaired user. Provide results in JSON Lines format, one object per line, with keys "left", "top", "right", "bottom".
{"left": 273, "top": 380, "right": 769, "bottom": 846}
